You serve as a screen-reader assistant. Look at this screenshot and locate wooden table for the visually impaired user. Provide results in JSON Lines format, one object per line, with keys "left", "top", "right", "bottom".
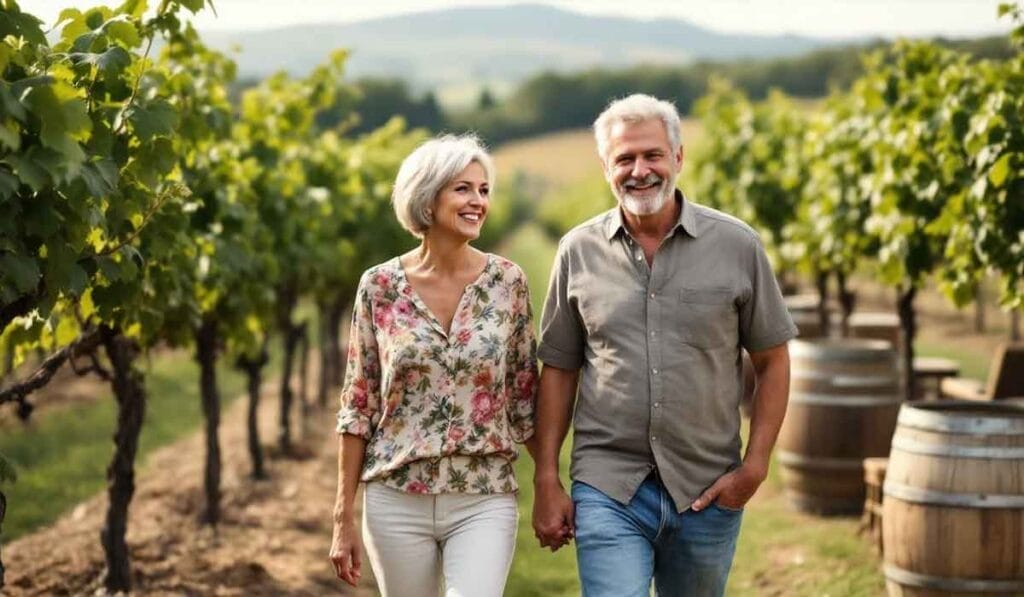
{"left": 912, "top": 356, "right": 961, "bottom": 401}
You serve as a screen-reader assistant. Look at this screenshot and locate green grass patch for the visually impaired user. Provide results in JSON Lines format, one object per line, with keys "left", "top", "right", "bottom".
{"left": 915, "top": 338, "right": 990, "bottom": 381}
{"left": 0, "top": 345, "right": 281, "bottom": 541}
{"left": 727, "top": 463, "right": 885, "bottom": 596}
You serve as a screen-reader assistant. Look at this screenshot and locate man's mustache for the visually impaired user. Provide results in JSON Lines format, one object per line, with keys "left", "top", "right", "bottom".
{"left": 623, "top": 173, "right": 663, "bottom": 189}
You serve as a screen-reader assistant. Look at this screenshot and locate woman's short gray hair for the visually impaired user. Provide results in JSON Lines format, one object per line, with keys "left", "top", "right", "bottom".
{"left": 392, "top": 133, "right": 495, "bottom": 238}
{"left": 593, "top": 94, "right": 682, "bottom": 162}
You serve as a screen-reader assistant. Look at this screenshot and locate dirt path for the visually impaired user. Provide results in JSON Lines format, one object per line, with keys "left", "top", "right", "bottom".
{"left": 2, "top": 382, "right": 376, "bottom": 596}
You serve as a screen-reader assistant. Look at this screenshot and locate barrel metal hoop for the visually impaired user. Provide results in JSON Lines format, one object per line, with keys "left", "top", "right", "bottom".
{"left": 883, "top": 480, "right": 1024, "bottom": 508}
{"left": 898, "top": 406, "right": 1024, "bottom": 435}
{"left": 831, "top": 374, "right": 899, "bottom": 388}
{"left": 891, "top": 436, "right": 1024, "bottom": 459}
{"left": 793, "top": 371, "right": 899, "bottom": 387}
{"left": 786, "top": 337, "right": 892, "bottom": 362}
{"left": 883, "top": 563, "right": 1024, "bottom": 592}
{"left": 791, "top": 392, "right": 902, "bottom": 407}
{"left": 777, "top": 451, "right": 867, "bottom": 470}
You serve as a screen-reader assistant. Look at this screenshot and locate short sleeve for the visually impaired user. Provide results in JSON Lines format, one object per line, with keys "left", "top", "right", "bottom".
{"left": 336, "top": 272, "right": 382, "bottom": 439}
{"left": 537, "top": 240, "right": 585, "bottom": 370}
{"left": 505, "top": 268, "right": 538, "bottom": 442}
{"left": 739, "top": 238, "right": 798, "bottom": 353}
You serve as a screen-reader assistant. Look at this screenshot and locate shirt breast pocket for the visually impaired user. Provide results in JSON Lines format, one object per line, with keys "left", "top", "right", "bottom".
{"left": 676, "top": 288, "right": 737, "bottom": 349}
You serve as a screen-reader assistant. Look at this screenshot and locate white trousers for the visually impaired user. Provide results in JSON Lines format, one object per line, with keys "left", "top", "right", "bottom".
{"left": 362, "top": 482, "right": 518, "bottom": 597}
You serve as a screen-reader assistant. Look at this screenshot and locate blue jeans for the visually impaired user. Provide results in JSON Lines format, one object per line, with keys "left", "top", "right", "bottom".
{"left": 572, "top": 474, "right": 743, "bottom": 597}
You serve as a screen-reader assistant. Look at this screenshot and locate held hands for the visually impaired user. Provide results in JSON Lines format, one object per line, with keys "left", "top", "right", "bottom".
{"left": 329, "top": 519, "right": 363, "bottom": 586}
{"left": 533, "top": 479, "right": 575, "bottom": 552}
{"left": 690, "top": 462, "right": 767, "bottom": 512}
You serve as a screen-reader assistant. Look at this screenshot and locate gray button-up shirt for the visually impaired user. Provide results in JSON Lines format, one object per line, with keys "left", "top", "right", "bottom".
{"left": 537, "top": 191, "right": 797, "bottom": 512}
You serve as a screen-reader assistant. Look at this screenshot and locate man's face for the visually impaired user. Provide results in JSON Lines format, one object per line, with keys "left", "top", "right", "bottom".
{"left": 602, "top": 119, "right": 683, "bottom": 217}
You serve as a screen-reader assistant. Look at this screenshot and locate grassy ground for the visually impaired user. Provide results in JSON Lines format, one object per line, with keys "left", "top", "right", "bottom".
{"left": 0, "top": 345, "right": 282, "bottom": 541}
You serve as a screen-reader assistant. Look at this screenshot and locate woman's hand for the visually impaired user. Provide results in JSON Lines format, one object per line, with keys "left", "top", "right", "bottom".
{"left": 331, "top": 434, "right": 368, "bottom": 586}
{"left": 330, "top": 519, "right": 364, "bottom": 586}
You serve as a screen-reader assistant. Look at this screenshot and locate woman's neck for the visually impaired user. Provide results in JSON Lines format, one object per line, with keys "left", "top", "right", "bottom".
{"left": 408, "top": 234, "right": 479, "bottom": 276}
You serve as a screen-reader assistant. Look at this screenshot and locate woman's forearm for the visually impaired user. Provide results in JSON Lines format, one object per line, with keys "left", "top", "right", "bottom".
{"left": 334, "top": 433, "right": 368, "bottom": 525}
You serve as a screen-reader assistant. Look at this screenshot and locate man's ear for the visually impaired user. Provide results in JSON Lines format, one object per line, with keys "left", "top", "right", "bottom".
{"left": 675, "top": 145, "right": 684, "bottom": 169}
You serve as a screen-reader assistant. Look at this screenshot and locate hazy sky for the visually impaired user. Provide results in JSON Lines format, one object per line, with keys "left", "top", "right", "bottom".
{"left": 27, "top": 0, "right": 1010, "bottom": 39}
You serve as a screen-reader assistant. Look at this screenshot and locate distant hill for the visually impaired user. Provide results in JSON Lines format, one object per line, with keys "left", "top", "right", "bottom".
{"left": 200, "top": 3, "right": 830, "bottom": 94}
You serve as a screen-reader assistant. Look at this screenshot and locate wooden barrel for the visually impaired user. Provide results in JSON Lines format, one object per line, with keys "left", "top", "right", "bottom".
{"left": 883, "top": 401, "right": 1024, "bottom": 596}
{"left": 778, "top": 339, "right": 902, "bottom": 514}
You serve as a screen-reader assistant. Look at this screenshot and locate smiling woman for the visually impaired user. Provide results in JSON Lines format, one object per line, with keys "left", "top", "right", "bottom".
{"left": 329, "top": 133, "right": 540, "bottom": 597}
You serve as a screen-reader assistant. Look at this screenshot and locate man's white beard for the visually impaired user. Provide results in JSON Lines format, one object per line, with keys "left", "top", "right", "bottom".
{"left": 615, "top": 173, "right": 676, "bottom": 216}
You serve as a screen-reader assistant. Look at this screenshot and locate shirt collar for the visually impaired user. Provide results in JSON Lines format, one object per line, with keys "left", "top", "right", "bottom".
{"left": 604, "top": 189, "right": 702, "bottom": 241}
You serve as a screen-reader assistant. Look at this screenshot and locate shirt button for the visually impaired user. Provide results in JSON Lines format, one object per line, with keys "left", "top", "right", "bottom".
{"left": 649, "top": 292, "right": 656, "bottom": 299}
{"left": 650, "top": 331, "right": 656, "bottom": 337}
{"left": 651, "top": 436, "right": 658, "bottom": 442}
{"left": 654, "top": 402, "right": 661, "bottom": 408}
{"left": 635, "top": 253, "right": 643, "bottom": 261}
{"left": 652, "top": 368, "right": 659, "bottom": 375}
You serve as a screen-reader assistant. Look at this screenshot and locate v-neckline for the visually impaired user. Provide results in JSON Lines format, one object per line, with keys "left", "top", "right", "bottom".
{"left": 395, "top": 253, "right": 492, "bottom": 339}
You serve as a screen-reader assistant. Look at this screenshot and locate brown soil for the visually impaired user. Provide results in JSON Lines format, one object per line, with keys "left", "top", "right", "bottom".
{"left": 1, "top": 381, "right": 377, "bottom": 596}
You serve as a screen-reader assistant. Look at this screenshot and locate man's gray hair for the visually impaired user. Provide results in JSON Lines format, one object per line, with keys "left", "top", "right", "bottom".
{"left": 392, "top": 133, "right": 495, "bottom": 238}
{"left": 593, "top": 94, "right": 682, "bottom": 162}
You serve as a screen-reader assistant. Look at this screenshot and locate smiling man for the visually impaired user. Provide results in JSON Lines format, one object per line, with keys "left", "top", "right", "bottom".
{"left": 530, "top": 94, "right": 797, "bottom": 596}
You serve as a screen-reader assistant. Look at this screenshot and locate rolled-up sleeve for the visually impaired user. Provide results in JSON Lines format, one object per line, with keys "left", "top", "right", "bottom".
{"left": 505, "top": 267, "right": 538, "bottom": 442}
{"left": 537, "top": 240, "right": 585, "bottom": 370}
{"left": 336, "top": 273, "right": 381, "bottom": 439}
{"left": 739, "top": 237, "right": 798, "bottom": 353}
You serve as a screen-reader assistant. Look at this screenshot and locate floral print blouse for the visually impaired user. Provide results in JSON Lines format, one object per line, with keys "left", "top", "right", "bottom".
{"left": 336, "top": 253, "right": 538, "bottom": 494}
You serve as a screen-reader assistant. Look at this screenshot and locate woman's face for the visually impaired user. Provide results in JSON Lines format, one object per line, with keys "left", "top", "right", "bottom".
{"left": 429, "top": 161, "right": 490, "bottom": 242}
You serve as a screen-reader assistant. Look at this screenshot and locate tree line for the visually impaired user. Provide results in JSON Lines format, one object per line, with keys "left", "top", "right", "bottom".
{"left": 306, "top": 34, "right": 1016, "bottom": 145}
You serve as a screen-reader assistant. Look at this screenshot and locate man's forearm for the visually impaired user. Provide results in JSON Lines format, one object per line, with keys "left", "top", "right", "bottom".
{"left": 745, "top": 345, "right": 790, "bottom": 476}
{"left": 533, "top": 365, "right": 578, "bottom": 484}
